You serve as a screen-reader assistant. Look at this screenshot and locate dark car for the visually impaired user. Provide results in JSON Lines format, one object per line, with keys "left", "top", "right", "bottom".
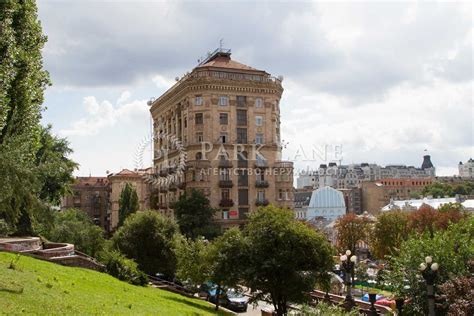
{"left": 203, "top": 285, "right": 249, "bottom": 313}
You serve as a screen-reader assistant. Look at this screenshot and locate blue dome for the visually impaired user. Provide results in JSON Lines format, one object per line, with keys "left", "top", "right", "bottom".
{"left": 308, "top": 186, "right": 346, "bottom": 208}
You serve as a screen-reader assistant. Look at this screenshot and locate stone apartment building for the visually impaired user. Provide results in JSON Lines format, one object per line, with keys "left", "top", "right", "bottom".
{"left": 107, "top": 169, "right": 152, "bottom": 230}
{"left": 61, "top": 177, "right": 111, "bottom": 232}
{"left": 149, "top": 48, "right": 294, "bottom": 229}
{"left": 61, "top": 169, "right": 154, "bottom": 232}
{"left": 458, "top": 158, "right": 474, "bottom": 178}
{"left": 361, "top": 177, "right": 433, "bottom": 214}
{"left": 296, "top": 155, "right": 436, "bottom": 190}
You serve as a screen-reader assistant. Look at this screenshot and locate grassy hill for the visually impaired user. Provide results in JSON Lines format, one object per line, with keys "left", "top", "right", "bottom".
{"left": 0, "top": 252, "right": 227, "bottom": 315}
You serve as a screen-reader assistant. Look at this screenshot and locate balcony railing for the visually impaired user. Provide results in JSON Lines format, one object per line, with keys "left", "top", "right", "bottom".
{"left": 219, "top": 199, "right": 234, "bottom": 207}
{"left": 218, "top": 159, "right": 233, "bottom": 168}
{"left": 187, "top": 160, "right": 211, "bottom": 169}
{"left": 255, "top": 199, "right": 269, "bottom": 206}
{"left": 218, "top": 180, "right": 233, "bottom": 188}
{"left": 274, "top": 161, "right": 294, "bottom": 169}
{"left": 255, "top": 160, "right": 269, "bottom": 168}
{"left": 255, "top": 180, "right": 269, "bottom": 188}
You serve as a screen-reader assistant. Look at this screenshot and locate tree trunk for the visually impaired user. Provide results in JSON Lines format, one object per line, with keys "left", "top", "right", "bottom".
{"left": 214, "top": 284, "right": 221, "bottom": 311}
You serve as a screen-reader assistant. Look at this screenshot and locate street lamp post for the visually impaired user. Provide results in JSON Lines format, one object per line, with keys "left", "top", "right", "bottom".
{"left": 340, "top": 250, "right": 357, "bottom": 311}
{"left": 368, "top": 292, "right": 377, "bottom": 316}
{"left": 419, "top": 256, "right": 439, "bottom": 316}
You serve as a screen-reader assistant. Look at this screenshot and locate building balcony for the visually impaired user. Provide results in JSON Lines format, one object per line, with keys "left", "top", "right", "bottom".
{"left": 187, "top": 160, "right": 211, "bottom": 169}
{"left": 219, "top": 180, "right": 233, "bottom": 188}
{"left": 255, "top": 160, "right": 269, "bottom": 168}
{"left": 274, "top": 161, "right": 294, "bottom": 169}
{"left": 219, "top": 199, "right": 234, "bottom": 207}
{"left": 218, "top": 159, "right": 233, "bottom": 168}
{"left": 255, "top": 180, "right": 269, "bottom": 188}
{"left": 158, "top": 203, "right": 168, "bottom": 209}
{"left": 255, "top": 199, "right": 269, "bottom": 206}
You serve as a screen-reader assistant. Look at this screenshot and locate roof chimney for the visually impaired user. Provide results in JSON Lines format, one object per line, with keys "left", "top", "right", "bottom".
{"left": 421, "top": 155, "right": 434, "bottom": 169}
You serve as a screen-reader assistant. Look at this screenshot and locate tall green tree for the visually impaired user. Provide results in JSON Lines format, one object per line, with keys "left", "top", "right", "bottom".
{"left": 35, "top": 124, "right": 78, "bottom": 205}
{"left": 118, "top": 182, "right": 139, "bottom": 227}
{"left": 0, "top": 0, "right": 51, "bottom": 229}
{"left": 241, "top": 206, "right": 334, "bottom": 316}
{"left": 112, "top": 211, "right": 179, "bottom": 276}
{"left": 172, "top": 189, "right": 218, "bottom": 240}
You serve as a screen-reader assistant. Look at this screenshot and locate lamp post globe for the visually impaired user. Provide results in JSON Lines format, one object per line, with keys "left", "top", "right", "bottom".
{"left": 420, "top": 256, "right": 439, "bottom": 316}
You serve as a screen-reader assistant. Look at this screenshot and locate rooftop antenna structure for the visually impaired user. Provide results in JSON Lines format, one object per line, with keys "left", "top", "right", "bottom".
{"left": 197, "top": 40, "right": 231, "bottom": 66}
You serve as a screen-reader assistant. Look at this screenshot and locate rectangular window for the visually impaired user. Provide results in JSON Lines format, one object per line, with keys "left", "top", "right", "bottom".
{"left": 221, "top": 188, "right": 230, "bottom": 200}
{"left": 255, "top": 116, "right": 263, "bottom": 126}
{"left": 195, "top": 113, "right": 203, "bottom": 125}
{"left": 195, "top": 96, "right": 203, "bottom": 106}
{"left": 238, "top": 189, "right": 249, "bottom": 205}
{"left": 195, "top": 132, "right": 203, "bottom": 143}
{"left": 220, "top": 169, "right": 230, "bottom": 181}
{"left": 257, "top": 190, "right": 265, "bottom": 201}
{"left": 236, "top": 96, "right": 246, "bottom": 107}
{"left": 255, "top": 133, "right": 264, "bottom": 145}
{"left": 255, "top": 97, "right": 263, "bottom": 108}
{"left": 184, "top": 117, "right": 187, "bottom": 128}
{"left": 219, "top": 113, "right": 228, "bottom": 125}
{"left": 219, "top": 132, "right": 228, "bottom": 144}
{"left": 278, "top": 189, "right": 283, "bottom": 200}
{"left": 236, "top": 128, "right": 247, "bottom": 144}
{"left": 219, "top": 96, "right": 228, "bottom": 106}
{"left": 238, "top": 169, "right": 248, "bottom": 186}
{"left": 237, "top": 110, "right": 247, "bottom": 126}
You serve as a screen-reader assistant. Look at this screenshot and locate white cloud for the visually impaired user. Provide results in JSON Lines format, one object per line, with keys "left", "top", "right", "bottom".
{"left": 60, "top": 93, "right": 148, "bottom": 137}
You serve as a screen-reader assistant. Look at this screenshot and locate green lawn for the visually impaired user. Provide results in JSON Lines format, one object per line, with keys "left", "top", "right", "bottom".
{"left": 0, "top": 252, "right": 228, "bottom": 315}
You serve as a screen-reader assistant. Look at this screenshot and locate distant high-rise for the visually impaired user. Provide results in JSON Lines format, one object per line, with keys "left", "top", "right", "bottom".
{"left": 459, "top": 158, "right": 474, "bottom": 178}
{"left": 149, "top": 48, "right": 294, "bottom": 229}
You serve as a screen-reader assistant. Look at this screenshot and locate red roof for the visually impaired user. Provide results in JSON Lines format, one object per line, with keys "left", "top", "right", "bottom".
{"left": 196, "top": 53, "right": 265, "bottom": 74}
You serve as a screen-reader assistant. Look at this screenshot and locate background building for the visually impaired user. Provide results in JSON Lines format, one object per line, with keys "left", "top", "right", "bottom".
{"left": 306, "top": 186, "right": 346, "bottom": 222}
{"left": 149, "top": 48, "right": 294, "bottom": 229}
{"left": 361, "top": 177, "right": 433, "bottom": 214}
{"left": 296, "top": 155, "right": 435, "bottom": 190}
{"left": 107, "top": 169, "right": 152, "bottom": 230}
{"left": 61, "top": 177, "right": 111, "bottom": 232}
{"left": 458, "top": 158, "right": 474, "bottom": 178}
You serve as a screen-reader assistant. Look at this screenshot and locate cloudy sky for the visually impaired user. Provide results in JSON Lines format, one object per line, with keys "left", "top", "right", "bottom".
{"left": 37, "top": 0, "right": 473, "bottom": 177}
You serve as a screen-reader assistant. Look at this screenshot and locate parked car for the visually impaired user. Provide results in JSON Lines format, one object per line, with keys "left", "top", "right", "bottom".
{"left": 200, "top": 284, "right": 249, "bottom": 312}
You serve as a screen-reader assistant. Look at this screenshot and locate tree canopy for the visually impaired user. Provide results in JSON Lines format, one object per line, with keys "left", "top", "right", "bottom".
{"left": 172, "top": 189, "right": 219, "bottom": 240}
{"left": 241, "top": 206, "right": 334, "bottom": 316}
{"left": 45, "top": 209, "right": 105, "bottom": 257}
{"left": 335, "top": 213, "right": 371, "bottom": 254}
{"left": 112, "top": 211, "right": 179, "bottom": 276}
{"left": 386, "top": 217, "right": 474, "bottom": 315}
{"left": 118, "top": 182, "right": 139, "bottom": 227}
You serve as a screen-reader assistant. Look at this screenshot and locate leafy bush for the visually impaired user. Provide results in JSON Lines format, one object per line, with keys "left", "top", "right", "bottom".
{"left": 45, "top": 209, "right": 105, "bottom": 257}
{"left": 293, "top": 303, "right": 362, "bottom": 315}
{"left": 386, "top": 217, "right": 473, "bottom": 315}
{"left": 98, "top": 250, "right": 148, "bottom": 286}
{"left": 0, "top": 219, "right": 13, "bottom": 237}
{"left": 111, "top": 211, "right": 179, "bottom": 276}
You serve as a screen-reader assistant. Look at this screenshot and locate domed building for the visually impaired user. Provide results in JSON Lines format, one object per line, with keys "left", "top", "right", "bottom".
{"left": 307, "top": 186, "right": 346, "bottom": 222}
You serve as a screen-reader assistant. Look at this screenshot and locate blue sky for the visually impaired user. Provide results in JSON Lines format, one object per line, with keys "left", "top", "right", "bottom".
{"left": 37, "top": 1, "right": 473, "bottom": 177}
